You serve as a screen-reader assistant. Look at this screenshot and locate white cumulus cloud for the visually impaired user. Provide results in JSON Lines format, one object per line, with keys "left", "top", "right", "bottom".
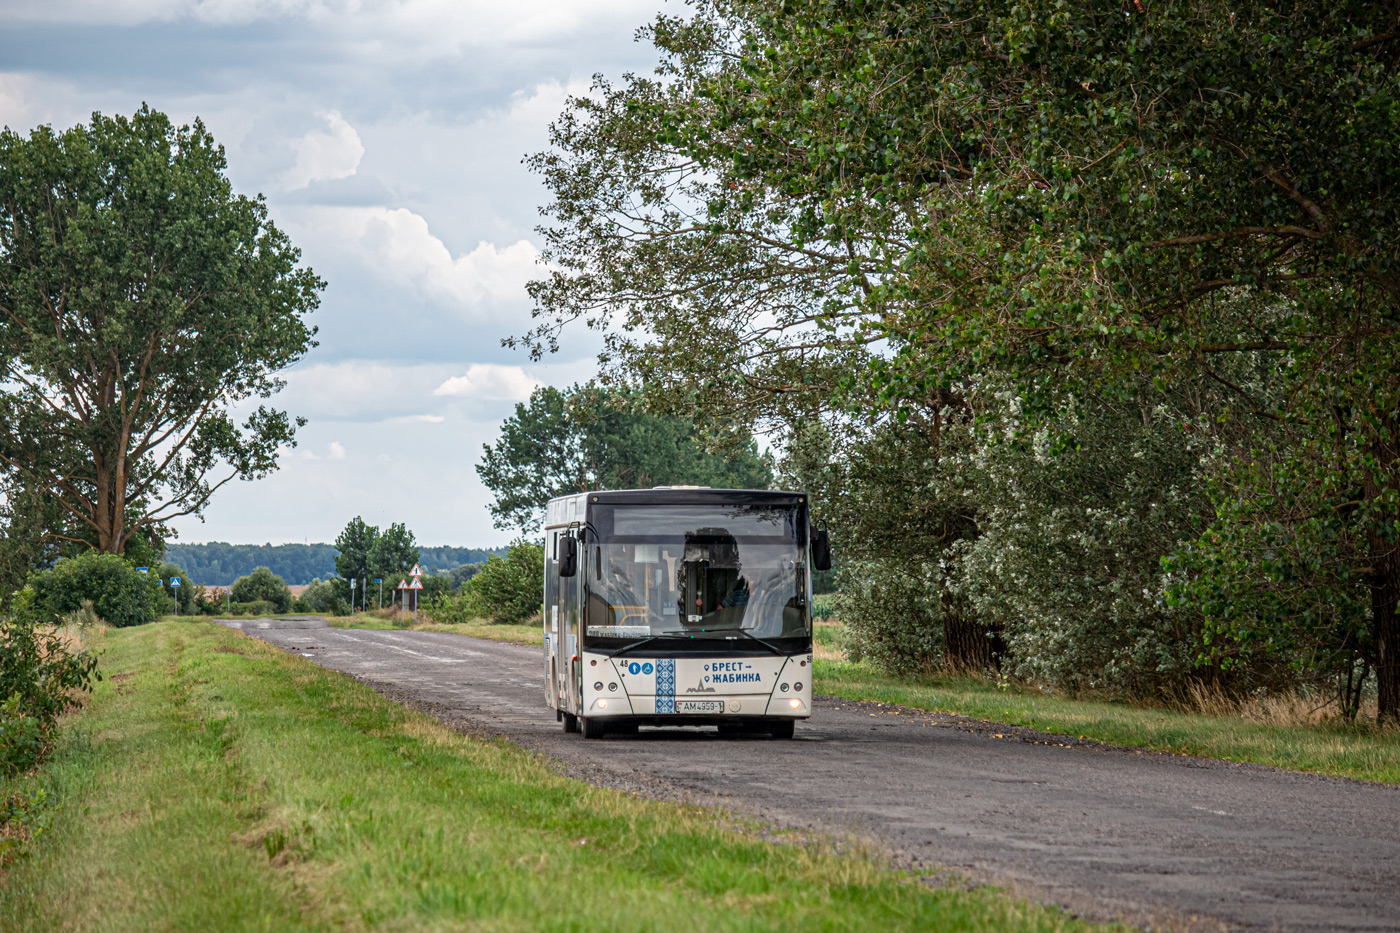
{"left": 434, "top": 364, "right": 541, "bottom": 401}
{"left": 357, "top": 209, "right": 540, "bottom": 310}
{"left": 284, "top": 110, "right": 364, "bottom": 190}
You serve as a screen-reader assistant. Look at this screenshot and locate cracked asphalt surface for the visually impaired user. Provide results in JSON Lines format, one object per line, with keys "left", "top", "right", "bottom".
{"left": 220, "top": 617, "right": 1400, "bottom": 931}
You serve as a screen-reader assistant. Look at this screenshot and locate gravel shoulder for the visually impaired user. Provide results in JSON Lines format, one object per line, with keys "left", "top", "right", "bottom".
{"left": 221, "top": 617, "right": 1400, "bottom": 932}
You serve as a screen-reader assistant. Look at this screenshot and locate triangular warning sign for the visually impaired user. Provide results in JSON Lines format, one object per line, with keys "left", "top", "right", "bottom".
{"left": 408, "top": 578, "right": 423, "bottom": 589}
{"left": 396, "top": 579, "right": 409, "bottom": 589}
{"left": 409, "top": 564, "right": 423, "bottom": 577}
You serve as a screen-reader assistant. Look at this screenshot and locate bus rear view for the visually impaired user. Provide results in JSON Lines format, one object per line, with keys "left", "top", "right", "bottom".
{"left": 543, "top": 488, "right": 830, "bottom": 739}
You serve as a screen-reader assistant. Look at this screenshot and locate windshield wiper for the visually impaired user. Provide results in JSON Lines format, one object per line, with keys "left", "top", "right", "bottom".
{"left": 606, "top": 633, "right": 688, "bottom": 658}
{"left": 701, "top": 627, "right": 784, "bottom": 656}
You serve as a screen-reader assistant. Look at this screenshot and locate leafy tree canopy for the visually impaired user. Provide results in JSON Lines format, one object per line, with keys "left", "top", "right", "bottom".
{"left": 230, "top": 565, "right": 292, "bottom": 614}
{"left": 477, "top": 384, "right": 774, "bottom": 532}
{"left": 524, "top": 1, "right": 1400, "bottom": 718}
{"left": 0, "top": 105, "right": 322, "bottom": 555}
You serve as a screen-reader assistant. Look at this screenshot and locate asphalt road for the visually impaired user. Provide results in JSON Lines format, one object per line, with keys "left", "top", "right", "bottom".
{"left": 221, "top": 618, "right": 1400, "bottom": 932}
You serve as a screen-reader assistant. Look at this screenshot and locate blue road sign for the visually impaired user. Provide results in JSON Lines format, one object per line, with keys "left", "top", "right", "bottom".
{"left": 170, "top": 578, "right": 180, "bottom": 587}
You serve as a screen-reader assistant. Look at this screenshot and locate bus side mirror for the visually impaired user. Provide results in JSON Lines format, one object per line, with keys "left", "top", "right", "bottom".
{"left": 558, "top": 535, "right": 578, "bottom": 577}
{"left": 811, "top": 527, "right": 832, "bottom": 572}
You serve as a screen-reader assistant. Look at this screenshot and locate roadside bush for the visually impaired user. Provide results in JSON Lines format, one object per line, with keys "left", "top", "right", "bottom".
{"left": 226, "top": 600, "right": 277, "bottom": 617}
{"left": 0, "top": 786, "right": 51, "bottom": 868}
{"left": 0, "top": 618, "right": 99, "bottom": 774}
{"left": 422, "top": 591, "right": 481, "bottom": 625}
{"left": 466, "top": 539, "right": 543, "bottom": 623}
{"left": 21, "top": 551, "right": 160, "bottom": 628}
{"left": 157, "top": 561, "right": 196, "bottom": 614}
{"left": 229, "top": 566, "right": 292, "bottom": 613}
{"left": 293, "top": 578, "right": 347, "bottom": 615}
{"left": 836, "top": 560, "right": 946, "bottom": 674}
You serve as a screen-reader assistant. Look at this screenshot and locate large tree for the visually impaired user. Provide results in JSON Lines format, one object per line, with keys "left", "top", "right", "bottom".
{"left": 478, "top": 384, "right": 774, "bottom": 532}
{"left": 0, "top": 106, "right": 321, "bottom": 554}
{"left": 526, "top": 1, "right": 1400, "bottom": 718}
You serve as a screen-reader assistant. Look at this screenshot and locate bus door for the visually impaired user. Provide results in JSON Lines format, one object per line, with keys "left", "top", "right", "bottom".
{"left": 565, "top": 528, "right": 582, "bottom": 714}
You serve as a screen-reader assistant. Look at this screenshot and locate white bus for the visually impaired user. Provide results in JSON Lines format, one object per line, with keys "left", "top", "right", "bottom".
{"left": 543, "top": 487, "right": 832, "bottom": 739}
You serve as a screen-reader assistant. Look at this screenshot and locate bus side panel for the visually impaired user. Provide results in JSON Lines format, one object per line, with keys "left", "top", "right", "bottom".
{"left": 544, "top": 528, "right": 562, "bottom": 710}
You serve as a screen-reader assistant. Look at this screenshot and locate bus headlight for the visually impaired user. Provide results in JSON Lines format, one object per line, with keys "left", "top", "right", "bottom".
{"left": 788, "top": 698, "right": 802, "bottom": 710}
{"left": 597, "top": 698, "right": 608, "bottom": 709}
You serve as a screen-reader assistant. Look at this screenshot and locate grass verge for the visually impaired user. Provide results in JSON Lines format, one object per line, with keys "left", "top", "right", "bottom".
{"left": 0, "top": 621, "right": 1106, "bottom": 932}
{"left": 813, "top": 627, "right": 1399, "bottom": 785}
{"left": 331, "top": 618, "right": 1398, "bottom": 784}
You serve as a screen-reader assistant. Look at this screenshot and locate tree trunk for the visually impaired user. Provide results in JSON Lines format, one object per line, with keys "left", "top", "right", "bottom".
{"left": 1373, "top": 546, "right": 1400, "bottom": 722}
{"left": 1365, "top": 421, "right": 1400, "bottom": 723}
{"left": 941, "top": 590, "right": 998, "bottom": 670}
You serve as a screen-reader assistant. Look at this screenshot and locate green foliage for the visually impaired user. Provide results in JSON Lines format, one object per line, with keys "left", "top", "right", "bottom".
{"left": 422, "top": 591, "right": 478, "bottom": 625}
{"left": 959, "top": 394, "right": 1216, "bottom": 700}
{"left": 22, "top": 551, "right": 159, "bottom": 629}
{"left": 165, "top": 542, "right": 338, "bottom": 586}
{"left": 333, "top": 517, "right": 376, "bottom": 586}
{"left": 157, "top": 561, "right": 195, "bottom": 615}
{"left": 0, "top": 786, "right": 51, "bottom": 868}
{"left": 447, "top": 562, "right": 481, "bottom": 589}
{"left": 294, "top": 578, "right": 347, "bottom": 616}
{"left": 368, "top": 523, "right": 420, "bottom": 589}
{"left": 464, "top": 540, "right": 544, "bottom": 623}
{"left": 419, "top": 574, "right": 452, "bottom": 603}
{"left": 225, "top": 600, "right": 278, "bottom": 617}
{"left": 0, "top": 105, "right": 322, "bottom": 555}
{"left": 160, "top": 542, "right": 503, "bottom": 586}
{"left": 0, "top": 695, "right": 46, "bottom": 778}
{"left": 835, "top": 561, "right": 945, "bottom": 675}
{"left": 524, "top": 0, "right": 1400, "bottom": 717}
{"left": 0, "top": 617, "right": 99, "bottom": 774}
{"left": 229, "top": 567, "right": 292, "bottom": 614}
{"left": 0, "top": 482, "right": 62, "bottom": 604}
{"left": 478, "top": 385, "right": 773, "bottom": 532}
{"left": 334, "top": 517, "right": 421, "bottom": 607}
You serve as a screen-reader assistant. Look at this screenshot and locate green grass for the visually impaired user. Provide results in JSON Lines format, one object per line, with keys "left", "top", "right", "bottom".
{"left": 0, "top": 621, "right": 1107, "bottom": 932}
{"left": 813, "top": 656, "right": 1400, "bottom": 785}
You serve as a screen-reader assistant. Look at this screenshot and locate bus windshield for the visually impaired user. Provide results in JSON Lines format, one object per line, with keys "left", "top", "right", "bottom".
{"left": 585, "top": 503, "right": 808, "bottom": 650}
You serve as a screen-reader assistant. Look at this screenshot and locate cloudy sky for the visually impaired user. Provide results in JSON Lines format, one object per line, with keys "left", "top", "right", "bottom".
{"left": 0, "top": 0, "right": 674, "bottom": 546}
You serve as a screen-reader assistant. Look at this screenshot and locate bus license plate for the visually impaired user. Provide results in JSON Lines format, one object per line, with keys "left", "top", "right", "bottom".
{"left": 676, "top": 700, "right": 725, "bottom": 714}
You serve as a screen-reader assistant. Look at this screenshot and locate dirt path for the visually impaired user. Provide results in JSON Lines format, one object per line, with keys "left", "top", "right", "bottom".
{"left": 222, "top": 617, "right": 1400, "bottom": 931}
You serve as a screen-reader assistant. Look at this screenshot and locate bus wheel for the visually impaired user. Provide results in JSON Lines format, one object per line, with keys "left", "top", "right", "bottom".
{"left": 769, "top": 720, "right": 795, "bottom": 739}
{"left": 562, "top": 712, "right": 578, "bottom": 734}
{"left": 581, "top": 716, "right": 607, "bottom": 740}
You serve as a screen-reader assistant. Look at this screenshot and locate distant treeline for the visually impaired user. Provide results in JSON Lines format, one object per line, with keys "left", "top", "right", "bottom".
{"left": 165, "top": 542, "right": 507, "bottom": 585}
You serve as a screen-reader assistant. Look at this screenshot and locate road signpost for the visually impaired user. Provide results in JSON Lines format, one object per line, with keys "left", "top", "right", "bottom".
{"left": 170, "top": 576, "right": 180, "bottom": 616}
{"left": 377, "top": 578, "right": 383, "bottom": 611}
{"left": 409, "top": 576, "right": 423, "bottom": 623}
